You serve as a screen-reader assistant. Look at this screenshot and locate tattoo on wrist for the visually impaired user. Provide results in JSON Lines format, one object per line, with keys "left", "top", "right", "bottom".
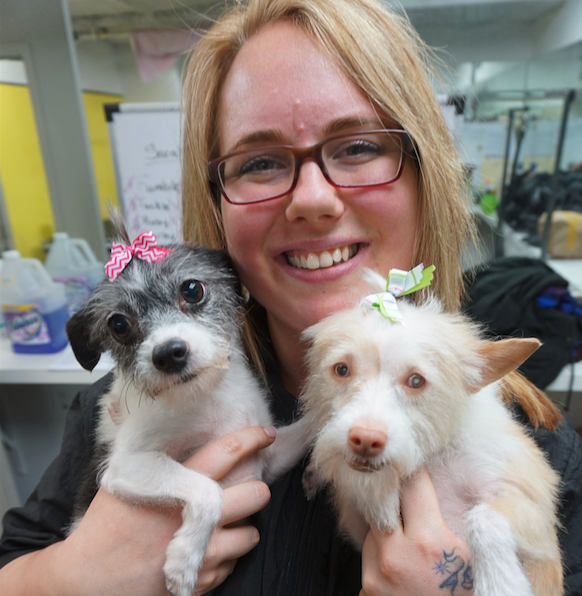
{"left": 433, "top": 549, "right": 474, "bottom": 594}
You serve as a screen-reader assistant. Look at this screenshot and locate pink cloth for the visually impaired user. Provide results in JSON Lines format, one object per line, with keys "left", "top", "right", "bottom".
{"left": 129, "top": 30, "right": 202, "bottom": 82}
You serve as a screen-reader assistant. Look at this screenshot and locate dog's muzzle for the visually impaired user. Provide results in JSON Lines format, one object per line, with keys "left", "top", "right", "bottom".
{"left": 152, "top": 339, "right": 189, "bottom": 374}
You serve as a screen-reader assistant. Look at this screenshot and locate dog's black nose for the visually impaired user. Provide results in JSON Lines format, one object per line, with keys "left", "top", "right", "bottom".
{"left": 152, "top": 340, "right": 189, "bottom": 374}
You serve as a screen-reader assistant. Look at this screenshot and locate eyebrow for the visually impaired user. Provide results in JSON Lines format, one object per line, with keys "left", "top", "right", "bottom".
{"left": 322, "top": 117, "right": 386, "bottom": 137}
{"left": 227, "top": 116, "right": 392, "bottom": 155}
{"left": 229, "top": 130, "right": 286, "bottom": 153}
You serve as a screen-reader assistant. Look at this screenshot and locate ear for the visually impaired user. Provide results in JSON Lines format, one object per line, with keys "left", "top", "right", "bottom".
{"left": 65, "top": 307, "right": 103, "bottom": 371}
{"left": 471, "top": 337, "right": 541, "bottom": 392}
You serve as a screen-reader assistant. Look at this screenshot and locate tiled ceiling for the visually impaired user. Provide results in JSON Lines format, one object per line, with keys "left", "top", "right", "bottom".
{"left": 67, "top": 0, "right": 566, "bottom": 37}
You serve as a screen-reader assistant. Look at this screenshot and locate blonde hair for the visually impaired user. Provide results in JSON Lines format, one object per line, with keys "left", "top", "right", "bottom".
{"left": 180, "top": 0, "right": 561, "bottom": 429}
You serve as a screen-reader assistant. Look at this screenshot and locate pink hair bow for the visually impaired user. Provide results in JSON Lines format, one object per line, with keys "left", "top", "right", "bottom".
{"left": 105, "top": 231, "right": 174, "bottom": 281}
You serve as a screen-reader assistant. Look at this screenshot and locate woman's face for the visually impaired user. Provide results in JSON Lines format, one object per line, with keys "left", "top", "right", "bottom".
{"left": 218, "top": 21, "right": 419, "bottom": 354}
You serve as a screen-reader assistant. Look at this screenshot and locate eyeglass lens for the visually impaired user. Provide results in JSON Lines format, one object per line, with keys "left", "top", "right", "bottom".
{"left": 217, "top": 131, "right": 405, "bottom": 204}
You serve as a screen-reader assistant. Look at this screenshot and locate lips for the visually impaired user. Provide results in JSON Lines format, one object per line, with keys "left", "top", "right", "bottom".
{"left": 286, "top": 244, "right": 359, "bottom": 270}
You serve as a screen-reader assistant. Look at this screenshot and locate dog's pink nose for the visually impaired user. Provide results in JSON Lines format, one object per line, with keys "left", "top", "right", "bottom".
{"left": 348, "top": 427, "right": 386, "bottom": 458}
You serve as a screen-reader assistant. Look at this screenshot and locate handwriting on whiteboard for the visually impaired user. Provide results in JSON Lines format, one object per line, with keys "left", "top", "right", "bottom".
{"left": 110, "top": 108, "right": 183, "bottom": 244}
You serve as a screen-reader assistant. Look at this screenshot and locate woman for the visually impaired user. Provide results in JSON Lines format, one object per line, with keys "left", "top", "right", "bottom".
{"left": 1, "top": 0, "right": 580, "bottom": 594}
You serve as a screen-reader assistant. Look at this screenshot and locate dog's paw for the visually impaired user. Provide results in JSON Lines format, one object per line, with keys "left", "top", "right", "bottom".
{"left": 165, "top": 576, "right": 194, "bottom": 596}
{"left": 163, "top": 482, "right": 223, "bottom": 596}
{"left": 164, "top": 539, "right": 205, "bottom": 596}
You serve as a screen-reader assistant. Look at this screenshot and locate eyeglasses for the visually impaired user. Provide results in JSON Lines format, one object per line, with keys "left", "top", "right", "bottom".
{"left": 208, "top": 129, "right": 413, "bottom": 205}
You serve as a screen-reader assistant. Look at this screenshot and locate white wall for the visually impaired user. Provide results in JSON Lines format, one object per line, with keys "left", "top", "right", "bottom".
{"left": 419, "top": 0, "right": 582, "bottom": 95}
{"left": 2, "top": 39, "right": 183, "bottom": 103}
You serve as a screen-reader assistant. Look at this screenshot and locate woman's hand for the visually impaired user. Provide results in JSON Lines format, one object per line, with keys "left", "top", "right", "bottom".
{"left": 360, "top": 467, "right": 474, "bottom": 596}
{"left": 0, "top": 426, "right": 275, "bottom": 596}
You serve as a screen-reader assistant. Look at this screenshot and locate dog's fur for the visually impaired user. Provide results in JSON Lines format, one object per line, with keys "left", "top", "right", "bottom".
{"left": 299, "top": 279, "right": 562, "bottom": 596}
{"left": 66, "top": 222, "right": 309, "bottom": 596}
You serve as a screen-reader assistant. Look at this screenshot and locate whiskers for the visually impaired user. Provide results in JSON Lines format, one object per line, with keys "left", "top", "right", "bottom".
{"left": 117, "top": 376, "right": 133, "bottom": 415}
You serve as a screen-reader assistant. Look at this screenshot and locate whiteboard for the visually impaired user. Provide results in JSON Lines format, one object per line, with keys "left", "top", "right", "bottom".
{"left": 107, "top": 103, "right": 183, "bottom": 244}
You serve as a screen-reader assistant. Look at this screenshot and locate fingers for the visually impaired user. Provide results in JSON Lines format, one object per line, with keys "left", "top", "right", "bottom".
{"left": 220, "top": 480, "right": 271, "bottom": 526}
{"left": 398, "top": 466, "right": 444, "bottom": 536}
{"left": 196, "top": 525, "right": 259, "bottom": 594}
{"left": 183, "top": 426, "right": 277, "bottom": 481}
{"left": 196, "top": 559, "right": 237, "bottom": 595}
{"left": 204, "top": 524, "right": 260, "bottom": 567}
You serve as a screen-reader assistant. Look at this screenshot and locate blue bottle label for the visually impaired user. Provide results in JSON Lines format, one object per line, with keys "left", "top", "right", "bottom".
{"left": 3, "top": 304, "right": 51, "bottom": 345}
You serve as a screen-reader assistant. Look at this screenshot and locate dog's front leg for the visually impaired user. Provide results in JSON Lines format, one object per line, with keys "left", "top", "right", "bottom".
{"left": 262, "top": 417, "right": 312, "bottom": 483}
{"left": 101, "top": 452, "right": 223, "bottom": 596}
{"left": 465, "top": 502, "right": 534, "bottom": 596}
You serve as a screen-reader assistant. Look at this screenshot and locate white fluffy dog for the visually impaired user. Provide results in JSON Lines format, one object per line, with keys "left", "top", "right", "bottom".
{"left": 299, "top": 282, "right": 562, "bottom": 596}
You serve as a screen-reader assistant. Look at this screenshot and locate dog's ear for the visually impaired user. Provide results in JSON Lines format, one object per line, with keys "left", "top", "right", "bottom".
{"left": 66, "top": 306, "right": 103, "bottom": 371}
{"left": 470, "top": 337, "right": 541, "bottom": 392}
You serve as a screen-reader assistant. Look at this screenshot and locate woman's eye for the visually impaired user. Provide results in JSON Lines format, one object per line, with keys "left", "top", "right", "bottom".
{"left": 180, "top": 280, "right": 207, "bottom": 304}
{"left": 334, "top": 363, "right": 349, "bottom": 377}
{"left": 333, "top": 140, "right": 381, "bottom": 162}
{"left": 406, "top": 374, "right": 425, "bottom": 389}
{"left": 108, "top": 314, "right": 132, "bottom": 339}
{"left": 240, "top": 156, "right": 289, "bottom": 177}
{"left": 345, "top": 140, "right": 380, "bottom": 157}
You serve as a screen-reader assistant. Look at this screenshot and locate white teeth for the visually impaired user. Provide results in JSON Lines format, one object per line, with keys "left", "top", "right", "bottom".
{"left": 288, "top": 244, "right": 359, "bottom": 270}
{"left": 319, "top": 251, "right": 333, "bottom": 268}
{"left": 307, "top": 253, "right": 319, "bottom": 269}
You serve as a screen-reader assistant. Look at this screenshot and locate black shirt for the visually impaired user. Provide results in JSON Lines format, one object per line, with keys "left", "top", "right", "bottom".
{"left": 1, "top": 372, "right": 581, "bottom": 595}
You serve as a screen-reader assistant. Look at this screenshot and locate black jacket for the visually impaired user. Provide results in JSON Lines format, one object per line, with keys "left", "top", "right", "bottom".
{"left": 1, "top": 373, "right": 581, "bottom": 595}
{"left": 464, "top": 257, "right": 582, "bottom": 389}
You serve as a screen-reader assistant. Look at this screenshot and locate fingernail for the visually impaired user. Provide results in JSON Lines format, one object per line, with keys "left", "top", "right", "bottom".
{"left": 263, "top": 426, "right": 277, "bottom": 438}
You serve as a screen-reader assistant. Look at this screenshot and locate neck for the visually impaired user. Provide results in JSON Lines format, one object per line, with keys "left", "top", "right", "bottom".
{"left": 267, "top": 315, "right": 307, "bottom": 397}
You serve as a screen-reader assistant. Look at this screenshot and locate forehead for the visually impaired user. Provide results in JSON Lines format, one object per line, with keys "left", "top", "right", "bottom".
{"left": 314, "top": 308, "right": 442, "bottom": 365}
{"left": 218, "top": 21, "right": 382, "bottom": 154}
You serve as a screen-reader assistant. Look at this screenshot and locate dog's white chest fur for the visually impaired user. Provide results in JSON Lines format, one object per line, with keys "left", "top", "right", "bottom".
{"left": 99, "top": 354, "right": 270, "bottom": 464}
{"left": 93, "top": 349, "right": 308, "bottom": 596}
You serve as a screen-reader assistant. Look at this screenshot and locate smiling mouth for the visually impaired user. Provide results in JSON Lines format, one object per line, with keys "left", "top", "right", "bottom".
{"left": 286, "top": 244, "right": 359, "bottom": 270}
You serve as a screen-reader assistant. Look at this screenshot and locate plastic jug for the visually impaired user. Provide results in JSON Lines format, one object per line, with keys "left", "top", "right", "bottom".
{"left": 44, "top": 232, "right": 105, "bottom": 313}
{"left": 1, "top": 250, "right": 69, "bottom": 354}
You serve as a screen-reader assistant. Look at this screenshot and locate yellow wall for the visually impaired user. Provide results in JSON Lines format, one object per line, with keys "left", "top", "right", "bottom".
{"left": 0, "top": 85, "right": 121, "bottom": 259}
{"left": 0, "top": 84, "right": 54, "bottom": 260}
{"left": 82, "top": 92, "right": 121, "bottom": 219}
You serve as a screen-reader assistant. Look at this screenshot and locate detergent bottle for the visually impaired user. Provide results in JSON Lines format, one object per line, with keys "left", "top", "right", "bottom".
{"left": 1, "top": 250, "right": 69, "bottom": 354}
{"left": 44, "top": 232, "right": 105, "bottom": 313}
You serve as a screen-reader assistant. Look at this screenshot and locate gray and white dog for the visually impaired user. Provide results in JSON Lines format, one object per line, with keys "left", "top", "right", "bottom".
{"left": 66, "top": 218, "right": 309, "bottom": 596}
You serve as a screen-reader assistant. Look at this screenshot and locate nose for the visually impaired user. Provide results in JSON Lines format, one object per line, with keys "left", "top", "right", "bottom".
{"left": 348, "top": 426, "right": 387, "bottom": 458}
{"left": 285, "top": 159, "right": 344, "bottom": 223}
{"left": 152, "top": 339, "right": 189, "bottom": 374}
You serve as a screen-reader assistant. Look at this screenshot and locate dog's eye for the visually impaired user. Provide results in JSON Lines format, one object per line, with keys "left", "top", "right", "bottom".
{"left": 108, "top": 314, "right": 132, "bottom": 339}
{"left": 406, "top": 374, "right": 425, "bottom": 389}
{"left": 181, "top": 280, "right": 206, "bottom": 304}
{"left": 334, "top": 363, "right": 349, "bottom": 377}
